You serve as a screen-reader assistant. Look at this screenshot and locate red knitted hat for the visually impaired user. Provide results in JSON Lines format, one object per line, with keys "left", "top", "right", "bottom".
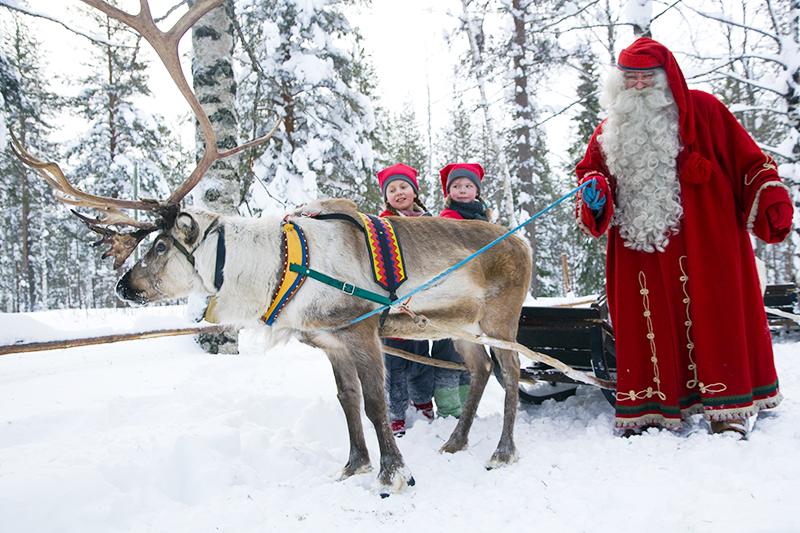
{"left": 377, "top": 163, "right": 419, "bottom": 199}
{"left": 439, "top": 163, "right": 484, "bottom": 197}
{"left": 617, "top": 37, "right": 695, "bottom": 146}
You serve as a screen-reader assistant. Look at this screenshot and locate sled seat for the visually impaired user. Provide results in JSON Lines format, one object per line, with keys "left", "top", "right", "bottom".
{"left": 763, "top": 283, "right": 799, "bottom": 332}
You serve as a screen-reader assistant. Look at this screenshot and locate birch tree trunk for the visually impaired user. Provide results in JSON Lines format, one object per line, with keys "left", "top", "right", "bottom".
{"left": 191, "top": 0, "right": 240, "bottom": 354}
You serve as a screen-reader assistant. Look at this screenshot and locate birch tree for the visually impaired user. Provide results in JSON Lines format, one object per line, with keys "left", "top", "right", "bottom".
{"left": 458, "top": 0, "right": 517, "bottom": 227}
{"left": 192, "top": 0, "right": 241, "bottom": 354}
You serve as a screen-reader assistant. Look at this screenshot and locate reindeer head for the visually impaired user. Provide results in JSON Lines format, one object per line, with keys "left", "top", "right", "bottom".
{"left": 117, "top": 208, "right": 222, "bottom": 304}
{"left": 12, "top": 0, "right": 279, "bottom": 287}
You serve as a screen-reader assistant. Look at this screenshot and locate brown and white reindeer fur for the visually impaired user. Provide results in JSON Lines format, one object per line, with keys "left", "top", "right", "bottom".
{"left": 117, "top": 198, "right": 532, "bottom": 495}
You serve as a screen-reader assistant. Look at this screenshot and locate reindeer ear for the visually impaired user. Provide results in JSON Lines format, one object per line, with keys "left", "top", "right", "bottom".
{"left": 175, "top": 213, "right": 199, "bottom": 246}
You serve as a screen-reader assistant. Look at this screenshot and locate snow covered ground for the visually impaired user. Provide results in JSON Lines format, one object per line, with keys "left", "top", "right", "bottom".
{"left": 1, "top": 306, "right": 799, "bottom": 532}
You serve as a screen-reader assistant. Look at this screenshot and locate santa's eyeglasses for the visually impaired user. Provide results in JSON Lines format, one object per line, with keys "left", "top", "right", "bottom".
{"left": 624, "top": 71, "right": 655, "bottom": 87}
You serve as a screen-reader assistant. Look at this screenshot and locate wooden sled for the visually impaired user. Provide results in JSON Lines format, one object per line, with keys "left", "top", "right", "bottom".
{"left": 489, "top": 294, "right": 616, "bottom": 406}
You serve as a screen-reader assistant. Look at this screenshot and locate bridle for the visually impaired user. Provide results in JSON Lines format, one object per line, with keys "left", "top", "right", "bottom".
{"left": 170, "top": 217, "right": 226, "bottom": 291}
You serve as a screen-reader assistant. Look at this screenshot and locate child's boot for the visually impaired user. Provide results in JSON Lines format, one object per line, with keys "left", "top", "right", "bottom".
{"left": 413, "top": 400, "right": 435, "bottom": 421}
{"left": 391, "top": 419, "right": 406, "bottom": 437}
{"left": 434, "top": 387, "right": 463, "bottom": 418}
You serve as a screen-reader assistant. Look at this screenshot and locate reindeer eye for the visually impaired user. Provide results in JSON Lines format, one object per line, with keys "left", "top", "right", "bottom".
{"left": 155, "top": 241, "right": 168, "bottom": 254}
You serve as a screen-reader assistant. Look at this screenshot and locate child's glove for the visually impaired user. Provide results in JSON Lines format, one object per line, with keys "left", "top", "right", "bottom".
{"left": 582, "top": 177, "right": 606, "bottom": 212}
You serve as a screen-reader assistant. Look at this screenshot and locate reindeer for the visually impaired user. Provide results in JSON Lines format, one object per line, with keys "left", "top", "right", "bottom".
{"left": 13, "top": 0, "right": 532, "bottom": 496}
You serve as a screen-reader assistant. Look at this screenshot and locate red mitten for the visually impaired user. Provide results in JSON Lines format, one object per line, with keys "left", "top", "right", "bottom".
{"left": 753, "top": 186, "right": 793, "bottom": 243}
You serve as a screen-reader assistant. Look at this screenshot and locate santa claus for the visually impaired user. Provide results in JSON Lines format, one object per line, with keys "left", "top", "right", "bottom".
{"left": 576, "top": 37, "right": 793, "bottom": 438}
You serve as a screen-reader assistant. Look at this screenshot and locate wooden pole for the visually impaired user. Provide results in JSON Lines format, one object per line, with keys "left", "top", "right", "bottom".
{"left": 0, "top": 325, "right": 231, "bottom": 356}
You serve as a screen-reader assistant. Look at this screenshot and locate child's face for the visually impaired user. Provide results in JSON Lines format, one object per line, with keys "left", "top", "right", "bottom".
{"left": 385, "top": 180, "right": 417, "bottom": 211}
{"left": 448, "top": 177, "right": 478, "bottom": 203}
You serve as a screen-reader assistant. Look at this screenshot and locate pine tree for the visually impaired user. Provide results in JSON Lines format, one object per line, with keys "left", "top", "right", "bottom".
{"left": 435, "top": 100, "right": 481, "bottom": 213}
{"left": 689, "top": 0, "right": 798, "bottom": 284}
{"left": 0, "top": 14, "right": 60, "bottom": 311}
{"left": 65, "top": 5, "right": 187, "bottom": 307}
{"left": 235, "top": 0, "right": 376, "bottom": 214}
{"left": 377, "top": 98, "right": 431, "bottom": 210}
{"left": 342, "top": 33, "right": 385, "bottom": 214}
{"left": 564, "top": 46, "right": 607, "bottom": 297}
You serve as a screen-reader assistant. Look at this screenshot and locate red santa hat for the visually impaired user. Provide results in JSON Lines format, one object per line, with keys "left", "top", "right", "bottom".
{"left": 617, "top": 37, "right": 695, "bottom": 147}
{"left": 618, "top": 38, "right": 710, "bottom": 184}
{"left": 377, "top": 163, "right": 419, "bottom": 199}
{"left": 439, "top": 163, "right": 484, "bottom": 197}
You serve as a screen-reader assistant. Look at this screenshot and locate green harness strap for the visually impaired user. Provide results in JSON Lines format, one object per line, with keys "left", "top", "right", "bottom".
{"left": 288, "top": 263, "right": 393, "bottom": 306}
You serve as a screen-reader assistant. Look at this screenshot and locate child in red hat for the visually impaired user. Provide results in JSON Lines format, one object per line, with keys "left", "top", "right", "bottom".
{"left": 439, "top": 163, "right": 490, "bottom": 221}
{"left": 378, "top": 163, "right": 430, "bottom": 217}
{"left": 376, "top": 163, "right": 434, "bottom": 435}
{"left": 376, "top": 163, "right": 471, "bottom": 428}
{"left": 433, "top": 162, "right": 495, "bottom": 413}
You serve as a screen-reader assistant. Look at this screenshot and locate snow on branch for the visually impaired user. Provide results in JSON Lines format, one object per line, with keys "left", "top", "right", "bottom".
{"left": 686, "top": 5, "right": 780, "bottom": 45}
{"left": 0, "top": 0, "right": 130, "bottom": 47}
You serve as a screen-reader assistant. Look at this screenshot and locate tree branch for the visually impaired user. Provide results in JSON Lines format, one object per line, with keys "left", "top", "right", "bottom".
{"left": 685, "top": 4, "right": 781, "bottom": 45}
{"left": 0, "top": 0, "right": 129, "bottom": 46}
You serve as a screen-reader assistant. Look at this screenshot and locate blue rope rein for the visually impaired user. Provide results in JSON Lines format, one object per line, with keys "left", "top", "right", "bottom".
{"left": 339, "top": 181, "right": 590, "bottom": 329}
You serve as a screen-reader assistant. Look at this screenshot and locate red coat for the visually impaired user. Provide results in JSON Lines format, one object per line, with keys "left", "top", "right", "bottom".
{"left": 576, "top": 91, "right": 792, "bottom": 429}
{"left": 439, "top": 208, "right": 462, "bottom": 219}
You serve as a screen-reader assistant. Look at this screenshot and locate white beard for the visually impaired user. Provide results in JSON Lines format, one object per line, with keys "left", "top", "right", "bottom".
{"left": 598, "top": 69, "right": 683, "bottom": 253}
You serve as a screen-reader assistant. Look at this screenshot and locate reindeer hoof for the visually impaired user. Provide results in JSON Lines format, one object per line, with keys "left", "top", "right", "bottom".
{"left": 372, "top": 465, "right": 414, "bottom": 497}
{"left": 486, "top": 449, "right": 518, "bottom": 470}
{"left": 439, "top": 438, "right": 468, "bottom": 455}
{"left": 336, "top": 461, "right": 372, "bottom": 481}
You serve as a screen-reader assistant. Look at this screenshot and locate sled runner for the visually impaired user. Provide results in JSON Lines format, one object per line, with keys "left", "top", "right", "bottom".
{"left": 489, "top": 293, "right": 617, "bottom": 406}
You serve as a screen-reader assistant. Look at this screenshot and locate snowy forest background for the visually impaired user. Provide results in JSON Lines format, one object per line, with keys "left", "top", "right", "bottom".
{"left": 0, "top": 0, "right": 799, "bottom": 313}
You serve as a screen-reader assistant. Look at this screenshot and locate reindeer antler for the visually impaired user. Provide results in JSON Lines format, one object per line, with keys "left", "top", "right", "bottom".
{"left": 11, "top": 0, "right": 280, "bottom": 268}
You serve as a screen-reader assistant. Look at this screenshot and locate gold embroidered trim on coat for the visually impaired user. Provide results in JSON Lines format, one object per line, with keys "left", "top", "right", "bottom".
{"left": 680, "top": 256, "right": 727, "bottom": 394}
{"left": 616, "top": 271, "right": 667, "bottom": 403}
{"left": 744, "top": 152, "right": 777, "bottom": 186}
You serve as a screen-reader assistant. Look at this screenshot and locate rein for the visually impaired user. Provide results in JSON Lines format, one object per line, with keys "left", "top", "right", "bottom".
{"left": 338, "top": 181, "right": 591, "bottom": 330}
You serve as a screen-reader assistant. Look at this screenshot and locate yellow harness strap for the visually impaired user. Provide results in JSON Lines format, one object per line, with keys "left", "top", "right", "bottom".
{"left": 261, "top": 223, "right": 308, "bottom": 325}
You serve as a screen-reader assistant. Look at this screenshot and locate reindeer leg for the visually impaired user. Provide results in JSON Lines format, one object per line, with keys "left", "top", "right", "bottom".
{"left": 325, "top": 351, "right": 373, "bottom": 480}
{"left": 479, "top": 307, "right": 524, "bottom": 468}
{"left": 486, "top": 346, "right": 520, "bottom": 468}
{"left": 440, "top": 339, "right": 492, "bottom": 455}
{"left": 335, "top": 326, "right": 413, "bottom": 497}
